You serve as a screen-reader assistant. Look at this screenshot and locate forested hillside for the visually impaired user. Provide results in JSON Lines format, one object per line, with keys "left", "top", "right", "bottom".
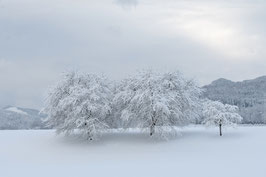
{"left": 0, "top": 106, "right": 46, "bottom": 129}
{"left": 203, "top": 76, "right": 266, "bottom": 124}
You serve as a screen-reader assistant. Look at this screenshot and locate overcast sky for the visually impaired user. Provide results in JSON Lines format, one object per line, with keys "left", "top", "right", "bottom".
{"left": 1, "top": 0, "right": 266, "bottom": 109}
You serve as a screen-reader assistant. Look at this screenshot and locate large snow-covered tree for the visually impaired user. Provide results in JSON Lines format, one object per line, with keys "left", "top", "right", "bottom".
{"left": 44, "top": 71, "right": 113, "bottom": 140}
{"left": 113, "top": 70, "right": 202, "bottom": 138}
{"left": 202, "top": 100, "right": 243, "bottom": 136}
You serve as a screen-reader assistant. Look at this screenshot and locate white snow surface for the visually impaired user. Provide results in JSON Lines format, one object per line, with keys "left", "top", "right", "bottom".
{"left": 5, "top": 107, "right": 28, "bottom": 115}
{"left": 0, "top": 126, "right": 265, "bottom": 177}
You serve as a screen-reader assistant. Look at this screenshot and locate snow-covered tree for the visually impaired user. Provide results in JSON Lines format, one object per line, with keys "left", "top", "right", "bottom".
{"left": 113, "top": 70, "right": 202, "bottom": 138}
{"left": 44, "top": 71, "right": 113, "bottom": 140}
{"left": 202, "top": 100, "right": 243, "bottom": 136}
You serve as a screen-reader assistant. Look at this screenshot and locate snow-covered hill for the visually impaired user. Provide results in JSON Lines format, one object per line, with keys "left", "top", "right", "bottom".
{"left": 0, "top": 106, "right": 47, "bottom": 129}
{"left": 203, "top": 76, "right": 266, "bottom": 124}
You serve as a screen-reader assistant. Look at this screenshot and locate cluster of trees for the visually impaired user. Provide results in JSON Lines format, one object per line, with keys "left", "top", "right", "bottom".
{"left": 44, "top": 70, "right": 242, "bottom": 140}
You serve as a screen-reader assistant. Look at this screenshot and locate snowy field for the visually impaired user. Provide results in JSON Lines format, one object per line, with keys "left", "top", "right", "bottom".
{"left": 0, "top": 126, "right": 265, "bottom": 177}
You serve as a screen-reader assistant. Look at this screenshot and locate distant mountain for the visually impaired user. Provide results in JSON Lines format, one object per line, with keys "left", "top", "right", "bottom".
{"left": 203, "top": 76, "right": 266, "bottom": 124}
{"left": 0, "top": 106, "right": 47, "bottom": 129}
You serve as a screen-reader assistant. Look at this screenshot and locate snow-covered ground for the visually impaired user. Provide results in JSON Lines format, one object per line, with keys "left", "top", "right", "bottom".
{"left": 0, "top": 126, "right": 265, "bottom": 177}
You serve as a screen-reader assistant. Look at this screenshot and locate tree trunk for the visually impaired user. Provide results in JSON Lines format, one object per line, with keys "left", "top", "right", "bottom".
{"left": 86, "top": 110, "right": 92, "bottom": 140}
{"left": 150, "top": 111, "right": 156, "bottom": 136}
{"left": 87, "top": 130, "right": 93, "bottom": 141}
{"left": 150, "top": 125, "right": 154, "bottom": 136}
{"left": 219, "top": 123, "right": 222, "bottom": 136}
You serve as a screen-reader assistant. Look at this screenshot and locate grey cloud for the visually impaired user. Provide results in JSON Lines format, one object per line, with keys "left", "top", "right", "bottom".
{"left": 0, "top": 0, "right": 266, "bottom": 109}
{"left": 115, "top": 0, "right": 138, "bottom": 9}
